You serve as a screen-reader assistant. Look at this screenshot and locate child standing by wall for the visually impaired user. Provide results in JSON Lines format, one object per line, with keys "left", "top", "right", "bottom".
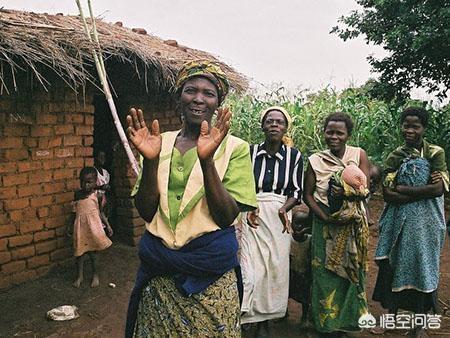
{"left": 71, "top": 167, "right": 113, "bottom": 288}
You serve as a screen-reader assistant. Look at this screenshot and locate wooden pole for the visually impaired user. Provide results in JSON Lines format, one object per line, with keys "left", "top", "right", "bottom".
{"left": 75, "top": 0, "right": 139, "bottom": 176}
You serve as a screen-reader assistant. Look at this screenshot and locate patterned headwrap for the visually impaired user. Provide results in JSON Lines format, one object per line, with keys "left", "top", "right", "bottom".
{"left": 175, "top": 60, "right": 230, "bottom": 103}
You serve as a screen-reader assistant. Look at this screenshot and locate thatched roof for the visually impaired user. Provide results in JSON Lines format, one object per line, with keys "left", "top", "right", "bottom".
{"left": 0, "top": 9, "right": 247, "bottom": 94}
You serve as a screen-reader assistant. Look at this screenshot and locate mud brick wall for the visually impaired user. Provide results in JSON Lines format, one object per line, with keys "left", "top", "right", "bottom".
{"left": 0, "top": 87, "right": 95, "bottom": 289}
{"left": 114, "top": 97, "right": 181, "bottom": 246}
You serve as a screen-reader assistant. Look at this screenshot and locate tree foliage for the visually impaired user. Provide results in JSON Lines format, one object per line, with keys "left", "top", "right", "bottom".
{"left": 332, "top": 0, "right": 450, "bottom": 101}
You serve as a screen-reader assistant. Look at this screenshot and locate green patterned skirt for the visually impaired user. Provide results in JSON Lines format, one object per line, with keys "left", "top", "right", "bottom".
{"left": 133, "top": 270, "right": 241, "bottom": 337}
{"left": 310, "top": 214, "right": 368, "bottom": 333}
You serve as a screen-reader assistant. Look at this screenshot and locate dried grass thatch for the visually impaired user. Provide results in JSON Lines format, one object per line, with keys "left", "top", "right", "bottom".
{"left": 0, "top": 9, "right": 247, "bottom": 94}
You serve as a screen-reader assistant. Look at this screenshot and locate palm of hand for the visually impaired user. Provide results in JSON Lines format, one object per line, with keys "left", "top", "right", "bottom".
{"left": 197, "top": 126, "right": 223, "bottom": 160}
{"left": 126, "top": 108, "right": 161, "bottom": 160}
{"left": 197, "top": 107, "right": 232, "bottom": 161}
{"left": 132, "top": 127, "right": 161, "bottom": 160}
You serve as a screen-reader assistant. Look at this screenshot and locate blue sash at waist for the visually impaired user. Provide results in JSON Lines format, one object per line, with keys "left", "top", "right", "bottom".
{"left": 125, "top": 226, "right": 241, "bottom": 338}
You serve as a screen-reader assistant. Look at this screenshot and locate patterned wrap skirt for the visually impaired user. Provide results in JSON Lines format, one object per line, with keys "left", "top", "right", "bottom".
{"left": 133, "top": 270, "right": 241, "bottom": 337}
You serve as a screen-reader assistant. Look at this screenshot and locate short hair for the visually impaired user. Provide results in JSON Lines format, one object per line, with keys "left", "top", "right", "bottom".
{"left": 400, "top": 106, "right": 429, "bottom": 127}
{"left": 79, "top": 166, "right": 97, "bottom": 180}
{"left": 323, "top": 112, "right": 354, "bottom": 135}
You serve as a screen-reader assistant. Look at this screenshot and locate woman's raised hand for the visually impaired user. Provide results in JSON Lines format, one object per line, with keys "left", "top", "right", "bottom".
{"left": 197, "top": 107, "right": 232, "bottom": 161}
{"left": 126, "top": 108, "right": 161, "bottom": 160}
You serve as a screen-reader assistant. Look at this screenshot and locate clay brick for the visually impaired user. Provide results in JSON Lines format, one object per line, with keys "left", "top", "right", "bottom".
{"left": 3, "top": 125, "right": 29, "bottom": 136}
{"left": 37, "top": 207, "right": 49, "bottom": 219}
{"left": 0, "top": 238, "right": 7, "bottom": 251}
{"left": 34, "top": 230, "right": 55, "bottom": 242}
{"left": 65, "top": 113, "right": 84, "bottom": 124}
{"left": 11, "top": 269, "right": 37, "bottom": 285}
{"left": 30, "top": 195, "right": 53, "bottom": 208}
{"left": 1, "top": 260, "right": 26, "bottom": 274}
{"left": 65, "top": 157, "right": 84, "bottom": 168}
{"left": 83, "top": 136, "right": 94, "bottom": 146}
{"left": 31, "top": 149, "right": 53, "bottom": 161}
{"left": 0, "top": 214, "right": 10, "bottom": 225}
{"left": 24, "top": 138, "right": 38, "bottom": 148}
{"left": 0, "top": 162, "right": 17, "bottom": 174}
{"left": 0, "top": 137, "right": 23, "bottom": 149}
{"left": 29, "top": 171, "right": 52, "bottom": 184}
{"left": 49, "top": 204, "right": 65, "bottom": 217}
{"left": 8, "top": 234, "right": 33, "bottom": 247}
{"left": 48, "top": 136, "right": 62, "bottom": 148}
{"left": 18, "top": 184, "right": 42, "bottom": 198}
{"left": 31, "top": 126, "right": 53, "bottom": 137}
{"left": 45, "top": 216, "right": 66, "bottom": 229}
{"left": 63, "top": 135, "right": 82, "bottom": 147}
{"left": 2, "top": 173, "right": 27, "bottom": 187}
{"left": 50, "top": 247, "right": 71, "bottom": 261}
{"left": 43, "top": 182, "right": 65, "bottom": 195}
{"left": 38, "top": 138, "right": 49, "bottom": 149}
{"left": 0, "top": 251, "right": 11, "bottom": 264}
{"left": 48, "top": 102, "right": 64, "bottom": 113}
{"left": 35, "top": 240, "right": 57, "bottom": 254}
{"left": 54, "top": 148, "right": 74, "bottom": 158}
{"left": 0, "top": 187, "right": 17, "bottom": 199}
{"left": 85, "top": 115, "right": 94, "bottom": 125}
{"left": 65, "top": 179, "right": 79, "bottom": 190}
{"left": 20, "top": 219, "right": 44, "bottom": 234}
{"left": 75, "top": 147, "right": 93, "bottom": 157}
{"left": 11, "top": 245, "right": 35, "bottom": 259}
{"left": 36, "top": 114, "right": 57, "bottom": 125}
{"left": 0, "top": 224, "right": 17, "bottom": 238}
{"left": 1, "top": 148, "right": 29, "bottom": 161}
{"left": 18, "top": 161, "right": 42, "bottom": 173}
{"left": 42, "top": 159, "right": 64, "bottom": 170}
{"left": 84, "top": 158, "right": 94, "bottom": 166}
{"left": 74, "top": 103, "right": 95, "bottom": 114}
{"left": 4, "top": 198, "right": 29, "bottom": 211}
{"left": 27, "top": 254, "right": 50, "bottom": 268}
{"left": 75, "top": 125, "right": 92, "bottom": 136}
{"left": 0, "top": 275, "right": 11, "bottom": 289}
{"left": 10, "top": 208, "right": 36, "bottom": 222}
{"left": 54, "top": 192, "right": 73, "bottom": 204}
{"left": 54, "top": 125, "right": 74, "bottom": 135}
{"left": 53, "top": 168, "right": 74, "bottom": 180}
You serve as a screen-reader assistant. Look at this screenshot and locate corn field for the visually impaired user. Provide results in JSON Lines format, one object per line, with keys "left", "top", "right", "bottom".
{"left": 226, "top": 86, "right": 450, "bottom": 166}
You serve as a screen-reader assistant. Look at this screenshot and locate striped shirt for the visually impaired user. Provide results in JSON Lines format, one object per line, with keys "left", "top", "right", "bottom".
{"left": 250, "top": 143, "right": 303, "bottom": 201}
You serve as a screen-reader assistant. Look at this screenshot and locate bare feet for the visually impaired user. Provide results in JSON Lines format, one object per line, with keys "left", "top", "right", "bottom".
{"left": 73, "top": 277, "right": 82, "bottom": 288}
{"left": 91, "top": 274, "right": 99, "bottom": 288}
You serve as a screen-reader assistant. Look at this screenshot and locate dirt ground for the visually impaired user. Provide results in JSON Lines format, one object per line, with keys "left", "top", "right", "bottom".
{"left": 1, "top": 197, "right": 450, "bottom": 338}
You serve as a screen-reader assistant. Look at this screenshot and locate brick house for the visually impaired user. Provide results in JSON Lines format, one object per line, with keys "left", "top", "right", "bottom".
{"left": 0, "top": 9, "right": 246, "bottom": 289}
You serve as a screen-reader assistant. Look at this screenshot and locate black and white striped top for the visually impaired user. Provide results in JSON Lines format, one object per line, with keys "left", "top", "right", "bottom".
{"left": 250, "top": 143, "right": 303, "bottom": 201}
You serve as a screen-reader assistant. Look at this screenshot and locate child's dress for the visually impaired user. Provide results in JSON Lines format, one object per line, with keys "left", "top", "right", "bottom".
{"left": 73, "top": 193, "right": 112, "bottom": 257}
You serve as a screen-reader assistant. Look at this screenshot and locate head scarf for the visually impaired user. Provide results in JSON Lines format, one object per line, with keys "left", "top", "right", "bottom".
{"left": 175, "top": 60, "right": 230, "bottom": 103}
{"left": 259, "top": 106, "right": 294, "bottom": 146}
{"left": 260, "top": 106, "right": 292, "bottom": 127}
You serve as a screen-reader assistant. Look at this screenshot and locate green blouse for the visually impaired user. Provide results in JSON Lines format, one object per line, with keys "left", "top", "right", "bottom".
{"left": 132, "top": 142, "right": 257, "bottom": 230}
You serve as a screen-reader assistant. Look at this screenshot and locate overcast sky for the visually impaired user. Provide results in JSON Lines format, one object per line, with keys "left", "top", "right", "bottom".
{"left": 5, "top": 0, "right": 384, "bottom": 93}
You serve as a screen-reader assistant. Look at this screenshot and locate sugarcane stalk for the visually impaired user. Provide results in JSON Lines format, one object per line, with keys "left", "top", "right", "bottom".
{"left": 75, "top": 0, "right": 139, "bottom": 176}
